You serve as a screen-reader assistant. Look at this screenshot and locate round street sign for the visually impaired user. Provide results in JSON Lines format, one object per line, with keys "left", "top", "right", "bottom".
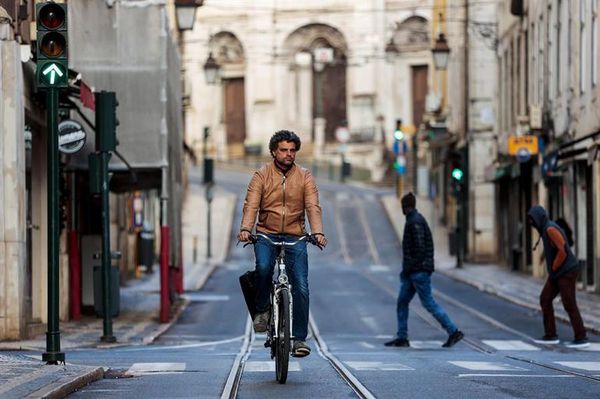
{"left": 58, "top": 120, "right": 87, "bottom": 154}
{"left": 516, "top": 148, "right": 532, "bottom": 163}
{"left": 335, "top": 126, "right": 350, "bottom": 143}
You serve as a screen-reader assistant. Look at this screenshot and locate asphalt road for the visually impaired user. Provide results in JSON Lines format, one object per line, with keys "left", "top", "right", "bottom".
{"left": 65, "top": 168, "right": 600, "bottom": 399}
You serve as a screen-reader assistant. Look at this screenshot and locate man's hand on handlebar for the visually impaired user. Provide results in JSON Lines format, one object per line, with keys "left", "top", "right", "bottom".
{"left": 238, "top": 230, "right": 252, "bottom": 242}
{"left": 313, "top": 233, "right": 327, "bottom": 248}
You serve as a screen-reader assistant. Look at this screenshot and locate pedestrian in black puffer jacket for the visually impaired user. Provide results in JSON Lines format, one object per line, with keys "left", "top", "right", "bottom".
{"left": 402, "top": 205, "right": 434, "bottom": 275}
{"left": 384, "top": 192, "right": 464, "bottom": 349}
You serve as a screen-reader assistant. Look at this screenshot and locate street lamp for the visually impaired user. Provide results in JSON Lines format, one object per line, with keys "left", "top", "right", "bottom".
{"left": 203, "top": 52, "right": 220, "bottom": 85}
{"left": 385, "top": 38, "right": 399, "bottom": 63}
{"left": 175, "top": 0, "right": 203, "bottom": 31}
{"left": 432, "top": 32, "right": 450, "bottom": 70}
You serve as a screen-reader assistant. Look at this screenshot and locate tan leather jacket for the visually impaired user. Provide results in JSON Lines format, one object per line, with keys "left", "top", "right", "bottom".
{"left": 240, "top": 163, "right": 323, "bottom": 236}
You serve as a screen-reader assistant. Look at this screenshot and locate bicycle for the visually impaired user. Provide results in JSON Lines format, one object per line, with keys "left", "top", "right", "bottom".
{"left": 242, "top": 233, "right": 322, "bottom": 384}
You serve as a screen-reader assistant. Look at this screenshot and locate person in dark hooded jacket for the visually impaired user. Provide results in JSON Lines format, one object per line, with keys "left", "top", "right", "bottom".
{"left": 527, "top": 205, "right": 589, "bottom": 348}
{"left": 385, "top": 193, "right": 464, "bottom": 348}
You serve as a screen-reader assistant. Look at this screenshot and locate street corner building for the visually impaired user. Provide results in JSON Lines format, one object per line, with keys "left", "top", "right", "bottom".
{"left": 0, "top": 0, "right": 188, "bottom": 341}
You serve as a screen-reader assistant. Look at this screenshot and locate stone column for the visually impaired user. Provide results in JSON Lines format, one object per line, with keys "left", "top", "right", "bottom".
{"left": 0, "top": 39, "right": 27, "bottom": 339}
{"left": 313, "top": 118, "right": 326, "bottom": 159}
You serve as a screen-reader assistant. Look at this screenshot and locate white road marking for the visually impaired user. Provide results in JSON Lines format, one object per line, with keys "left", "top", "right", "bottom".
{"left": 369, "top": 265, "right": 391, "bottom": 272}
{"left": 360, "top": 341, "right": 376, "bottom": 349}
{"left": 120, "top": 335, "right": 245, "bottom": 351}
{"left": 244, "top": 361, "right": 301, "bottom": 372}
{"left": 333, "top": 196, "right": 352, "bottom": 264}
{"left": 183, "top": 293, "right": 230, "bottom": 302}
{"left": 346, "top": 361, "right": 414, "bottom": 371}
{"left": 580, "top": 343, "right": 600, "bottom": 351}
{"left": 554, "top": 362, "right": 600, "bottom": 371}
{"left": 356, "top": 198, "right": 382, "bottom": 264}
{"left": 449, "top": 361, "right": 527, "bottom": 371}
{"left": 127, "top": 362, "right": 186, "bottom": 376}
{"left": 458, "top": 374, "right": 573, "bottom": 378}
{"left": 410, "top": 340, "right": 444, "bottom": 349}
{"left": 361, "top": 316, "right": 379, "bottom": 333}
{"left": 482, "top": 340, "right": 540, "bottom": 351}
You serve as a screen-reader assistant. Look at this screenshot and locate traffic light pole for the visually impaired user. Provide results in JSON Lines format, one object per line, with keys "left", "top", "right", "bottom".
{"left": 456, "top": 187, "right": 464, "bottom": 269}
{"left": 100, "top": 150, "right": 116, "bottom": 342}
{"left": 42, "top": 88, "right": 65, "bottom": 364}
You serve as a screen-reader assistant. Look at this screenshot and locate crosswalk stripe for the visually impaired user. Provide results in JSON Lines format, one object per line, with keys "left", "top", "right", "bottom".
{"left": 482, "top": 340, "right": 540, "bottom": 351}
{"left": 554, "top": 362, "right": 600, "bottom": 371}
{"left": 244, "top": 361, "right": 301, "bottom": 372}
{"left": 410, "top": 340, "right": 444, "bottom": 349}
{"left": 346, "top": 361, "right": 414, "bottom": 371}
{"left": 449, "top": 361, "right": 527, "bottom": 371}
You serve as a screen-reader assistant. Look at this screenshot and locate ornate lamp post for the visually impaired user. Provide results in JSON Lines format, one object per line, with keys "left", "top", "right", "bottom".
{"left": 203, "top": 52, "right": 220, "bottom": 85}
{"left": 175, "top": 0, "right": 203, "bottom": 31}
{"left": 431, "top": 32, "right": 450, "bottom": 70}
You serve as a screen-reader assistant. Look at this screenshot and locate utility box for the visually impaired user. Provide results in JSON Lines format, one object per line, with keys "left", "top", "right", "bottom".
{"left": 93, "top": 265, "right": 120, "bottom": 317}
{"left": 88, "top": 153, "right": 101, "bottom": 194}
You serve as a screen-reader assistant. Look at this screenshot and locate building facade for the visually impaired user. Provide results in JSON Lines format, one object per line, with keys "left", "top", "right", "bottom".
{"left": 494, "top": 0, "right": 600, "bottom": 292}
{"left": 184, "top": 0, "right": 435, "bottom": 184}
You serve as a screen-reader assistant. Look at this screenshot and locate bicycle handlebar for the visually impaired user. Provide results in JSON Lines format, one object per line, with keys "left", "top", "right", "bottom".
{"left": 241, "top": 233, "right": 323, "bottom": 250}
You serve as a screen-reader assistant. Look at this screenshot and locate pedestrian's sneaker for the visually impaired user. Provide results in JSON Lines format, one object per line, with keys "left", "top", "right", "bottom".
{"left": 533, "top": 335, "right": 560, "bottom": 345}
{"left": 252, "top": 310, "right": 269, "bottom": 333}
{"left": 565, "top": 338, "right": 590, "bottom": 349}
{"left": 442, "top": 330, "right": 464, "bottom": 348}
{"left": 292, "top": 340, "right": 311, "bottom": 357}
{"left": 384, "top": 337, "right": 410, "bottom": 347}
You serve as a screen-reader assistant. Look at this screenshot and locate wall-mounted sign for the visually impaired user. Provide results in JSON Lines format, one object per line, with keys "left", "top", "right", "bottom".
{"left": 508, "top": 135, "right": 538, "bottom": 159}
{"left": 58, "top": 120, "right": 87, "bottom": 154}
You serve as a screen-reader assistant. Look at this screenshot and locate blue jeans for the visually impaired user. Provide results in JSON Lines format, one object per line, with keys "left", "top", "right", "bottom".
{"left": 396, "top": 271, "right": 457, "bottom": 339}
{"left": 254, "top": 233, "right": 309, "bottom": 341}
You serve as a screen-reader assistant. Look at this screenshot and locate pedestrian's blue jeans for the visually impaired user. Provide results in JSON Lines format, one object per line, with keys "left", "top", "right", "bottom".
{"left": 396, "top": 271, "right": 457, "bottom": 339}
{"left": 254, "top": 233, "right": 309, "bottom": 341}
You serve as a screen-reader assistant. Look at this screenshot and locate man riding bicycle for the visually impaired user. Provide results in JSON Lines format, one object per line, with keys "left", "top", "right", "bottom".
{"left": 238, "top": 130, "right": 327, "bottom": 358}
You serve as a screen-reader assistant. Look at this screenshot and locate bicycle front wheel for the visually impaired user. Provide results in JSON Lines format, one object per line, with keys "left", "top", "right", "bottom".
{"left": 275, "top": 288, "right": 290, "bottom": 384}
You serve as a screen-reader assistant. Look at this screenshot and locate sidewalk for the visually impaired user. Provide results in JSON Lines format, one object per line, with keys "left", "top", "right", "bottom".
{"left": 0, "top": 176, "right": 237, "bottom": 397}
{"left": 381, "top": 194, "right": 600, "bottom": 336}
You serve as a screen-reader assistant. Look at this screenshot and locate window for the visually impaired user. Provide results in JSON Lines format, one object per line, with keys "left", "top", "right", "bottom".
{"left": 592, "top": 0, "right": 598, "bottom": 86}
{"left": 580, "top": 0, "right": 587, "bottom": 93}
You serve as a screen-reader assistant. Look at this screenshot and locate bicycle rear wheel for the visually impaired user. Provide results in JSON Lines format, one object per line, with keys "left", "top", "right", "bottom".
{"left": 275, "top": 288, "right": 290, "bottom": 384}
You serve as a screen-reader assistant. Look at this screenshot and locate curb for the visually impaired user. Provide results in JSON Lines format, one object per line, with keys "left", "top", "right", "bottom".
{"left": 25, "top": 366, "right": 104, "bottom": 399}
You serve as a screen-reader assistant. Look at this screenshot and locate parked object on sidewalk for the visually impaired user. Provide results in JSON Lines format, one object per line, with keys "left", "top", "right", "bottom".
{"left": 386, "top": 192, "right": 464, "bottom": 349}
{"left": 527, "top": 205, "right": 588, "bottom": 347}
{"left": 138, "top": 229, "right": 156, "bottom": 273}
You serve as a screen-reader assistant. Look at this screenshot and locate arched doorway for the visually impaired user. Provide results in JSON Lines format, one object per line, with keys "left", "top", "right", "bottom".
{"left": 284, "top": 24, "right": 348, "bottom": 143}
{"left": 209, "top": 32, "right": 246, "bottom": 147}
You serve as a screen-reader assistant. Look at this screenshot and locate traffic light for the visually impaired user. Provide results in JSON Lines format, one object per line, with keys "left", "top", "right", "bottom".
{"left": 394, "top": 119, "right": 404, "bottom": 141}
{"left": 449, "top": 150, "right": 465, "bottom": 195}
{"left": 36, "top": 2, "right": 68, "bottom": 88}
{"left": 95, "top": 91, "right": 119, "bottom": 152}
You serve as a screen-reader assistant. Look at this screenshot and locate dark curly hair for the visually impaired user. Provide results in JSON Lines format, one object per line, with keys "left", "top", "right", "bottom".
{"left": 269, "top": 130, "right": 301, "bottom": 155}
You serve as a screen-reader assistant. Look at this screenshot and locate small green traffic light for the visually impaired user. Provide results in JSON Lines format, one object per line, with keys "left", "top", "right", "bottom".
{"left": 38, "top": 62, "right": 67, "bottom": 86}
{"left": 394, "top": 129, "right": 405, "bottom": 141}
{"left": 451, "top": 168, "right": 464, "bottom": 181}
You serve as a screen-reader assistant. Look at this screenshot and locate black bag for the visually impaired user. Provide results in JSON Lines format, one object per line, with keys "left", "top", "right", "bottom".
{"left": 239, "top": 270, "right": 257, "bottom": 319}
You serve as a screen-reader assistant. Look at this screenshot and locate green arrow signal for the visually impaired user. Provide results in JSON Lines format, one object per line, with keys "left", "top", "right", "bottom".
{"left": 43, "top": 63, "right": 64, "bottom": 85}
